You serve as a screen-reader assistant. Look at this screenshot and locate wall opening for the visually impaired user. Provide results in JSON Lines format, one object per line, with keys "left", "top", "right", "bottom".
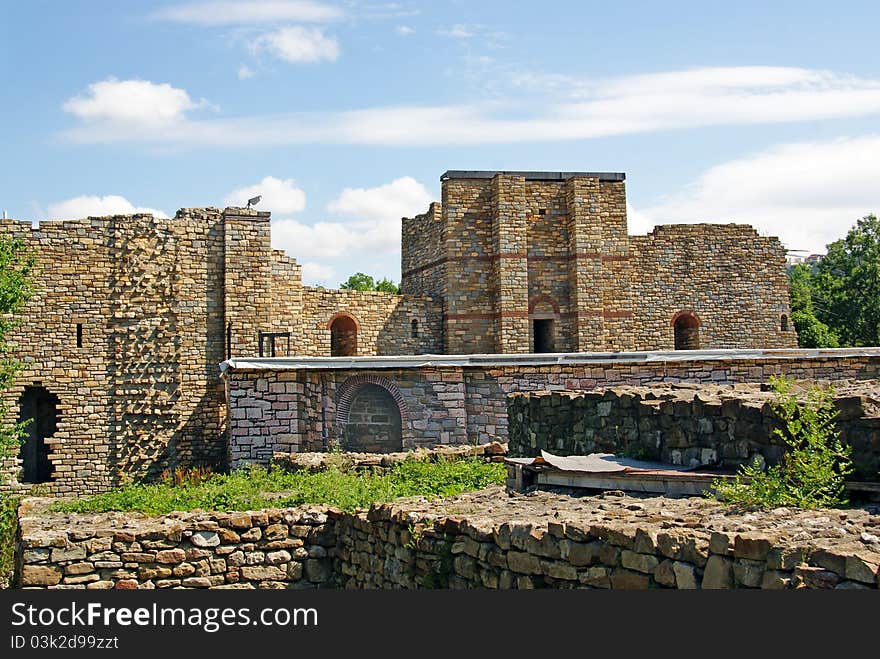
{"left": 330, "top": 315, "right": 358, "bottom": 357}
{"left": 259, "top": 331, "right": 291, "bottom": 357}
{"left": 411, "top": 318, "right": 419, "bottom": 339}
{"left": 534, "top": 319, "right": 556, "bottom": 353}
{"left": 781, "top": 314, "right": 789, "bottom": 332}
{"left": 76, "top": 323, "right": 83, "bottom": 348}
{"left": 342, "top": 384, "right": 402, "bottom": 453}
{"left": 673, "top": 312, "right": 701, "bottom": 350}
{"left": 18, "top": 386, "right": 59, "bottom": 484}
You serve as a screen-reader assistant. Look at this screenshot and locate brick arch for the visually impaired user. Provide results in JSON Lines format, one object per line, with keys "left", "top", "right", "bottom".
{"left": 672, "top": 310, "right": 701, "bottom": 350}
{"left": 326, "top": 311, "right": 361, "bottom": 331}
{"left": 529, "top": 294, "right": 561, "bottom": 315}
{"left": 335, "top": 374, "right": 410, "bottom": 428}
{"left": 671, "top": 310, "right": 701, "bottom": 327}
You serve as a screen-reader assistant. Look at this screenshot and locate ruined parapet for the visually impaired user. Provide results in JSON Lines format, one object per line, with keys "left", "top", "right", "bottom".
{"left": 507, "top": 381, "right": 880, "bottom": 480}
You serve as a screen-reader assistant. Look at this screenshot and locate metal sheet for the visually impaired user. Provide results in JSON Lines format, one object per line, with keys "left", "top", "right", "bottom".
{"left": 219, "top": 347, "right": 880, "bottom": 373}
{"left": 538, "top": 451, "right": 695, "bottom": 474}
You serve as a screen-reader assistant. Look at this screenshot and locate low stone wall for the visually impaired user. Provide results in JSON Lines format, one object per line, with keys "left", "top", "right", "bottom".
{"left": 507, "top": 382, "right": 880, "bottom": 480}
{"left": 15, "top": 499, "right": 337, "bottom": 590}
{"left": 16, "top": 488, "right": 880, "bottom": 589}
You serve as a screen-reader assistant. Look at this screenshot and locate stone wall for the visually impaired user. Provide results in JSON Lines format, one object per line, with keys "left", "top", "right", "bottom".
{"left": 630, "top": 224, "right": 794, "bottom": 350}
{"left": 0, "top": 211, "right": 231, "bottom": 495}
{"left": 224, "top": 349, "right": 880, "bottom": 469}
{"left": 506, "top": 383, "right": 880, "bottom": 480}
{"left": 15, "top": 499, "right": 336, "bottom": 590}
{"left": 401, "top": 171, "right": 796, "bottom": 354}
{"left": 298, "top": 288, "right": 442, "bottom": 357}
{"left": 16, "top": 488, "right": 880, "bottom": 589}
{"left": 0, "top": 208, "right": 442, "bottom": 494}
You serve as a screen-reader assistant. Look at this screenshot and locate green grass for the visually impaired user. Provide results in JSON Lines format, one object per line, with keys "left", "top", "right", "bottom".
{"left": 0, "top": 494, "right": 18, "bottom": 589}
{"left": 52, "top": 458, "right": 506, "bottom": 516}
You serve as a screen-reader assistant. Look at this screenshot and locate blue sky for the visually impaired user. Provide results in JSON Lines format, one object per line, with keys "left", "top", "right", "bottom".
{"left": 2, "top": 1, "right": 879, "bottom": 285}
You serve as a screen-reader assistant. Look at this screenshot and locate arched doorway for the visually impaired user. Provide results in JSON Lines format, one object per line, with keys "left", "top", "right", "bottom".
{"left": 18, "top": 386, "right": 59, "bottom": 483}
{"left": 342, "top": 384, "right": 403, "bottom": 453}
{"left": 673, "top": 312, "right": 701, "bottom": 350}
{"left": 329, "top": 314, "right": 358, "bottom": 357}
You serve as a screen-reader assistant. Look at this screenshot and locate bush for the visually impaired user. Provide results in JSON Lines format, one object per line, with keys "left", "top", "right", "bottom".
{"left": 53, "top": 458, "right": 506, "bottom": 515}
{"left": 712, "top": 375, "right": 852, "bottom": 509}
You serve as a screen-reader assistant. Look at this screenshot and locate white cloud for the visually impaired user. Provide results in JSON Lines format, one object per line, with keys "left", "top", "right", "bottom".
{"left": 252, "top": 26, "right": 340, "bottom": 63}
{"left": 300, "top": 261, "right": 336, "bottom": 284}
{"left": 152, "top": 1, "right": 344, "bottom": 25}
{"left": 62, "top": 67, "right": 880, "bottom": 147}
{"left": 62, "top": 78, "right": 210, "bottom": 128}
{"left": 222, "top": 176, "right": 306, "bottom": 214}
{"left": 46, "top": 195, "right": 169, "bottom": 220}
{"left": 395, "top": 25, "right": 414, "bottom": 35}
{"left": 266, "top": 177, "right": 432, "bottom": 283}
{"left": 237, "top": 64, "right": 255, "bottom": 79}
{"left": 327, "top": 176, "right": 432, "bottom": 221}
{"left": 270, "top": 218, "right": 357, "bottom": 258}
{"left": 632, "top": 135, "right": 880, "bottom": 254}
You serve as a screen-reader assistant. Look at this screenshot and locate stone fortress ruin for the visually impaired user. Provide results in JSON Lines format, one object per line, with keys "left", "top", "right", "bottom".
{"left": 3, "top": 167, "right": 857, "bottom": 498}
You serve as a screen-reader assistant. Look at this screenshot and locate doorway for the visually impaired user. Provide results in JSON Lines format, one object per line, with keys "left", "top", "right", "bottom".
{"left": 534, "top": 318, "right": 556, "bottom": 353}
{"left": 18, "top": 386, "right": 59, "bottom": 483}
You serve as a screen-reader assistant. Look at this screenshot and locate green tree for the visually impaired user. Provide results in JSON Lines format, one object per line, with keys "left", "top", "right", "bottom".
{"left": 340, "top": 272, "right": 376, "bottom": 291}
{"left": 788, "top": 263, "right": 839, "bottom": 348}
{"left": 340, "top": 272, "right": 400, "bottom": 294}
{"left": 0, "top": 234, "right": 35, "bottom": 587}
{"left": 0, "top": 235, "right": 35, "bottom": 466}
{"left": 374, "top": 278, "right": 400, "bottom": 294}
{"left": 815, "top": 214, "right": 880, "bottom": 347}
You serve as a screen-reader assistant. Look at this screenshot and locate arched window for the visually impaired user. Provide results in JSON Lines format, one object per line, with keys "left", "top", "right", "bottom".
{"left": 330, "top": 314, "right": 358, "bottom": 357}
{"left": 781, "top": 314, "right": 789, "bottom": 332}
{"left": 673, "top": 312, "right": 701, "bottom": 350}
{"left": 18, "top": 386, "right": 59, "bottom": 484}
{"left": 411, "top": 318, "right": 419, "bottom": 339}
